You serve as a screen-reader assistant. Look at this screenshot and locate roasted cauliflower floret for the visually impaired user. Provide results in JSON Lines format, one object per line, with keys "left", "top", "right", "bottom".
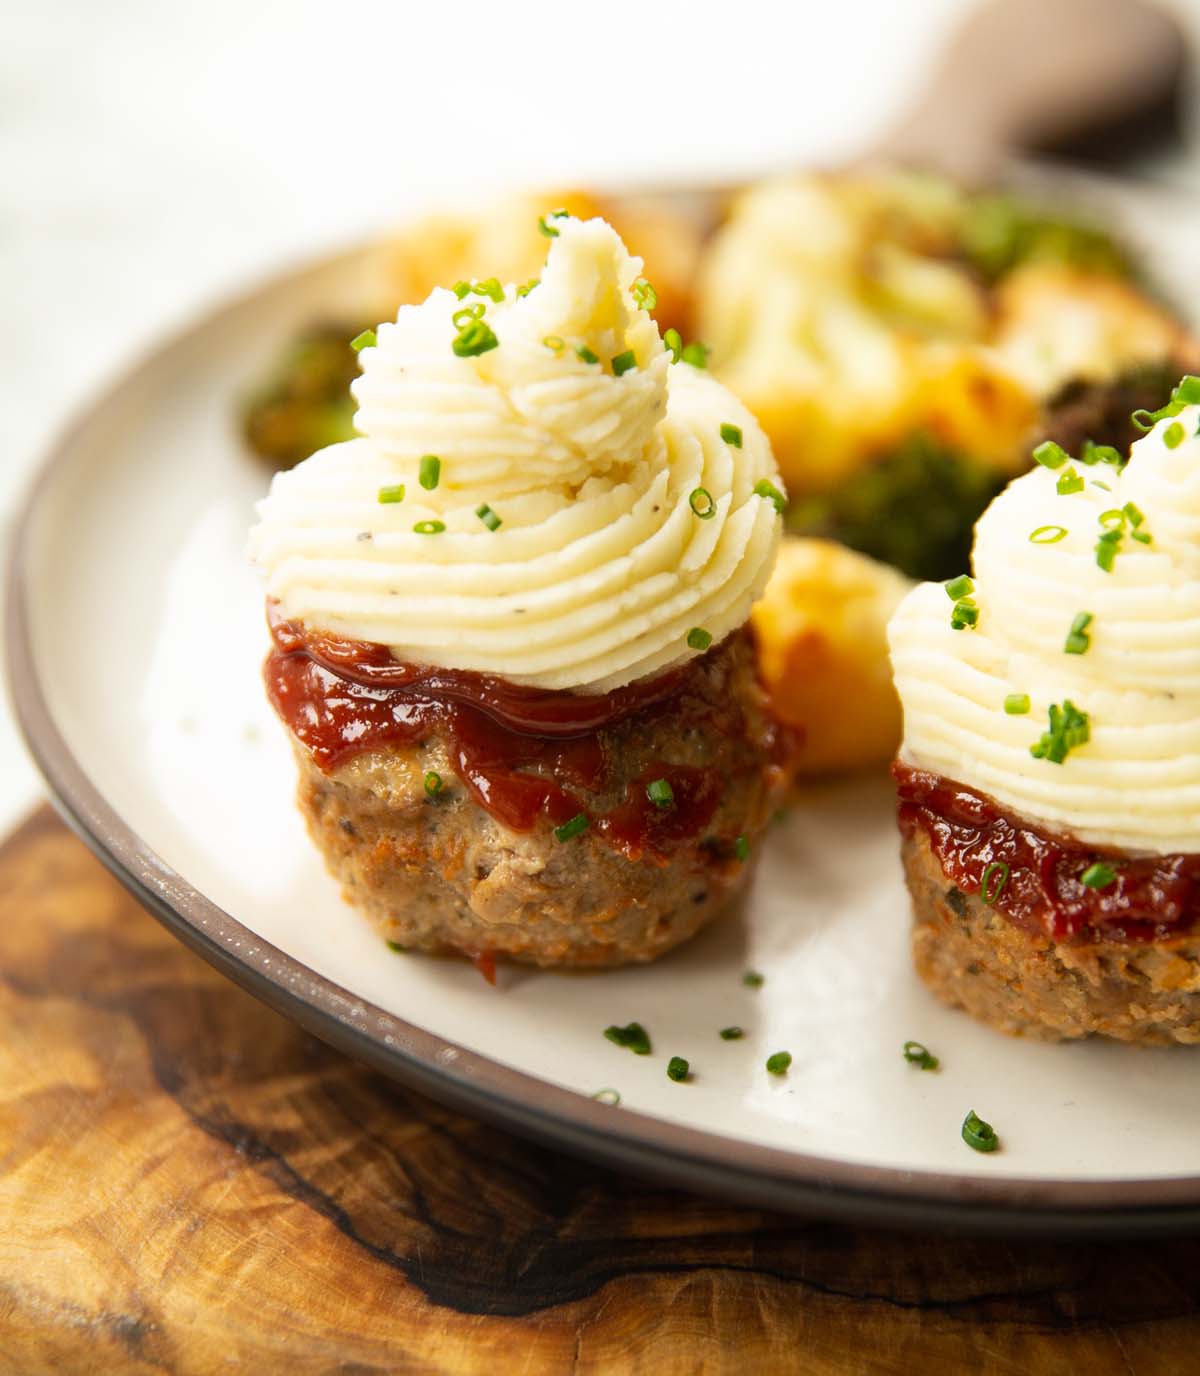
{"left": 752, "top": 537, "right": 912, "bottom": 775}
{"left": 990, "top": 262, "right": 1200, "bottom": 399}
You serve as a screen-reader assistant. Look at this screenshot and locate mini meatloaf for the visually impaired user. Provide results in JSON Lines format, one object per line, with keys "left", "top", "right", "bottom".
{"left": 896, "top": 766, "right": 1200, "bottom": 1044}
{"left": 267, "top": 613, "right": 789, "bottom": 969}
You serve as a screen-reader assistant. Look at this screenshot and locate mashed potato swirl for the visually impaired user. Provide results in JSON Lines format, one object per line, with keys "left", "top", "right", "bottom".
{"left": 889, "top": 404, "right": 1200, "bottom": 855}
{"left": 250, "top": 216, "right": 782, "bottom": 692}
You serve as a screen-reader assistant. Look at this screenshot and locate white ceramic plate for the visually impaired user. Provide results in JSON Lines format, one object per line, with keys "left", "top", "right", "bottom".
{"left": 11, "top": 216, "right": 1200, "bottom": 1235}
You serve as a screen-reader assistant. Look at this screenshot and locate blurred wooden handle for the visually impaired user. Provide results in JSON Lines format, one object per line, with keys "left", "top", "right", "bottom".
{"left": 880, "top": 0, "right": 1188, "bottom": 177}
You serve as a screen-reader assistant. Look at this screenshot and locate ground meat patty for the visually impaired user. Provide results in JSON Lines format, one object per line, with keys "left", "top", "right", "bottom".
{"left": 293, "top": 632, "right": 787, "bottom": 968}
{"left": 902, "top": 830, "right": 1200, "bottom": 1044}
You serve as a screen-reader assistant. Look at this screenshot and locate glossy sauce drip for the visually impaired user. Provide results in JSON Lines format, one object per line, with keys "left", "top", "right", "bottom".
{"left": 596, "top": 766, "right": 724, "bottom": 863}
{"left": 895, "top": 763, "right": 1200, "bottom": 944}
{"left": 264, "top": 604, "right": 738, "bottom": 857}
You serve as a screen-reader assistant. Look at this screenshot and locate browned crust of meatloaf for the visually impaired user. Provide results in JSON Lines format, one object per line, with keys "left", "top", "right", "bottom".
{"left": 293, "top": 633, "right": 784, "bottom": 968}
{"left": 903, "top": 830, "right": 1200, "bottom": 1044}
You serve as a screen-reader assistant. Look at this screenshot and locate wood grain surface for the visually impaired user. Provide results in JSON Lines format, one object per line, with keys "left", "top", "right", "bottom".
{"left": 2, "top": 805, "right": 1198, "bottom": 1374}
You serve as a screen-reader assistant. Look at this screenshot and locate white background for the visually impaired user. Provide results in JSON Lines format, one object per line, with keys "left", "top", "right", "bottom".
{"left": 4, "top": 0, "right": 1200, "bottom": 834}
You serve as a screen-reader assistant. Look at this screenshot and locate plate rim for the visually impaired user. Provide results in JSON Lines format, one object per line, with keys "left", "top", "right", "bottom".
{"left": 9, "top": 240, "right": 1200, "bottom": 1238}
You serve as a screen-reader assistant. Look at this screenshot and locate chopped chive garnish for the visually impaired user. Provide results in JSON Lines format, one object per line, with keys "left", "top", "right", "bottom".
{"left": 950, "top": 598, "right": 979, "bottom": 630}
{"left": 592, "top": 1087, "right": 621, "bottom": 1105}
{"left": 576, "top": 345, "right": 599, "bottom": 365}
{"left": 663, "top": 328, "right": 683, "bottom": 363}
{"left": 689, "top": 486, "right": 716, "bottom": 519}
{"left": 903, "top": 1040, "right": 939, "bottom": 1071}
{"left": 452, "top": 318, "right": 499, "bottom": 358}
{"left": 962, "top": 1110, "right": 999, "bottom": 1153}
{"left": 516, "top": 278, "right": 539, "bottom": 298}
{"left": 646, "top": 778, "right": 675, "bottom": 809}
{"left": 686, "top": 627, "right": 713, "bottom": 652}
{"left": 1123, "top": 502, "right": 1152, "bottom": 544}
{"left": 1080, "top": 861, "right": 1117, "bottom": 890}
{"left": 377, "top": 484, "right": 406, "bottom": 504}
{"left": 1093, "top": 481, "right": 1112, "bottom": 491}
{"left": 350, "top": 328, "right": 377, "bottom": 352}
{"left": 1096, "top": 529, "right": 1121, "bottom": 573}
{"left": 753, "top": 478, "right": 787, "bottom": 513}
{"left": 666, "top": 1056, "right": 690, "bottom": 1082}
{"left": 604, "top": 1021, "right": 651, "bottom": 1055}
{"left": 611, "top": 349, "right": 637, "bottom": 377}
{"left": 1033, "top": 440, "right": 1069, "bottom": 469}
{"left": 765, "top": 1051, "right": 792, "bottom": 1076}
{"left": 452, "top": 281, "right": 471, "bottom": 299}
{"left": 423, "top": 770, "right": 443, "bottom": 797}
{"left": 733, "top": 835, "right": 750, "bottom": 862}
{"left": 418, "top": 454, "right": 441, "bottom": 490}
{"left": 944, "top": 574, "right": 974, "bottom": 600}
{"left": 1080, "top": 439, "right": 1124, "bottom": 468}
{"left": 472, "top": 276, "right": 504, "bottom": 303}
{"left": 1131, "top": 375, "right": 1200, "bottom": 431}
{"left": 1030, "top": 699, "right": 1090, "bottom": 764}
{"left": 719, "top": 1026, "right": 744, "bottom": 1040}
{"left": 1004, "top": 693, "right": 1031, "bottom": 715}
{"left": 543, "top": 334, "right": 564, "bottom": 352}
{"left": 386, "top": 939, "right": 407, "bottom": 953}
{"left": 1056, "top": 467, "right": 1084, "bottom": 495}
{"left": 554, "top": 813, "right": 589, "bottom": 843}
{"left": 981, "top": 861, "right": 1010, "bottom": 905}
{"left": 631, "top": 277, "right": 657, "bottom": 311}
{"left": 1064, "top": 610, "right": 1093, "bottom": 655}
{"left": 681, "top": 341, "right": 710, "bottom": 368}
{"left": 742, "top": 970, "right": 764, "bottom": 989}
{"left": 538, "top": 209, "right": 568, "bottom": 237}
{"left": 475, "top": 503, "right": 502, "bottom": 531}
{"left": 720, "top": 422, "right": 743, "bottom": 448}
{"left": 1029, "top": 524, "right": 1067, "bottom": 544}
{"left": 413, "top": 519, "right": 446, "bottom": 535}
{"left": 452, "top": 304, "right": 485, "bottom": 327}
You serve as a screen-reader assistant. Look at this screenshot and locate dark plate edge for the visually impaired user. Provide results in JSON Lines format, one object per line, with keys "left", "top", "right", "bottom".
{"left": 7, "top": 240, "right": 1200, "bottom": 1239}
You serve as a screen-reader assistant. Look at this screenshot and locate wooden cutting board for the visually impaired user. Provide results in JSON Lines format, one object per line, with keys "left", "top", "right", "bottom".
{"left": 1, "top": 804, "right": 1198, "bottom": 1374}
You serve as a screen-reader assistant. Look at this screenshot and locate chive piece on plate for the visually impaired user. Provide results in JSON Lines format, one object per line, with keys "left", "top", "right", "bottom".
{"left": 903, "top": 1040, "right": 939, "bottom": 1071}
{"left": 604, "top": 1022, "right": 651, "bottom": 1055}
{"left": 962, "top": 1109, "right": 1000, "bottom": 1153}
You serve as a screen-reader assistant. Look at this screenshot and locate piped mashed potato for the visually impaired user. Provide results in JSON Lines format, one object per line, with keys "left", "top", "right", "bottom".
{"left": 889, "top": 388, "right": 1200, "bottom": 855}
{"left": 250, "top": 216, "right": 783, "bottom": 692}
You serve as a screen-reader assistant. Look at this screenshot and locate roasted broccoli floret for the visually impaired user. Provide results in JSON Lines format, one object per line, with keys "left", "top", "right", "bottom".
{"left": 958, "top": 193, "right": 1129, "bottom": 284}
{"left": 1039, "top": 361, "right": 1178, "bottom": 459}
{"left": 240, "top": 322, "right": 362, "bottom": 470}
{"left": 787, "top": 434, "right": 1005, "bottom": 583}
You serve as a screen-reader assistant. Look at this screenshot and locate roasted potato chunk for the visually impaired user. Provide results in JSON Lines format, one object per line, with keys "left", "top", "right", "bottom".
{"left": 753, "top": 537, "right": 912, "bottom": 775}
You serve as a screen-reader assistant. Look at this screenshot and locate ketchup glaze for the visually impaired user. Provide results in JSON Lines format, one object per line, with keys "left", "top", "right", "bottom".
{"left": 265, "top": 603, "right": 775, "bottom": 861}
{"left": 895, "top": 763, "right": 1200, "bottom": 944}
